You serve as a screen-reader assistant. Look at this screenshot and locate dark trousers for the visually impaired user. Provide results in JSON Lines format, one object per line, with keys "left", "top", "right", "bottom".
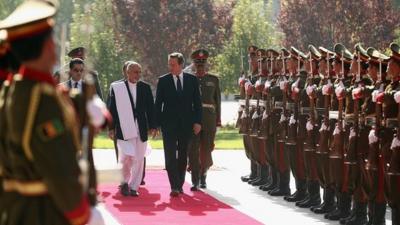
{"left": 162, "top": 131, "right": 190, "bottom": 190}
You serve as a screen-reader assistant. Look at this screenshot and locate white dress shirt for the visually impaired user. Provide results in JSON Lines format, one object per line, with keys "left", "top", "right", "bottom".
{"left": 128, "top": 81, "right": 137, "bottom": 107}
{"left": 172, "top": 72, "right": 184, "bottom": 90}
{"left": 71, "top": 79, "right": 83, "bottom": 92}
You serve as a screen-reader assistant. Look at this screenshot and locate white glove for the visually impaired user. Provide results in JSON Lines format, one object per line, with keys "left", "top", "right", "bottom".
{"left": 265, "top": 81, "right": 271, "bottom": 88}
{"left": 291, "top": 79, "right": 300, "bottom": 93}
{"left": 289, "top": 115, "right": 296, "bottom": 125}
{"left": 371, "top": 90, "right": 379, "bottom": 103}
{"left": 279, "top": 114, "right": 287, "bottom": 123}
{"left": 335, "top": 86, "right": 345, "bottom": 98}
{"left": 306, "top": 120, "right": 314, "bottom": 131}
{"left": 306, "top": 85, "right": 316, "bottom": 97}
{"left": 262, "top": 111, "right": 268, "bottom": 120}
{"left": 394, "top": 91, "right": 400, "bottom": 103}
{"left": 252, "top": 111, "right": 259, "bottom": 119}
{"left": 391, "top": 137, "right": 400, "bottom": 149}
{"left": 86, "top": 95, "right": 106, "bottom": 128}
{"left": 333, "top": 123, "right": 341, "bottom": 135}
{"left": 279, "top": 81, "right": 288, "bottom": 90}
{"left": 368, "top": 129, "right": 378, "bottom": 144}
{"left": 322, "top": 83, "right": 332, "bottom": 95}
{"left": 349, "top": 127, "right": 356, "bottom": 139}
{"left": 319, "top": 123, "right": 328, "bottom": 132}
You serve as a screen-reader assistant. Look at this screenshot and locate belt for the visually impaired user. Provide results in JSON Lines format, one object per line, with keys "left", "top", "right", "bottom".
{"left": 365, "top": 116, "right": 376, "bottom": 126}
{"left": 259, "top": 100, "right": 266, "bottom": 106}
{"left": 316, "top": 108, "right": 325, "bottom": 116}
{"left": 286, "top": 102, "right": 296, "bottom": 112}
{"left": 300, "top": 107, "right": 311, "bottom": 115}
{"left": 3, "top": 179, "right": 48, "bottom": 196}
{"left": 385, "top": 118, "right": 398, "bottom": 128}
{"left": 344, "top": 114, "right": 355, "bottom": 124}
{"left": 238, "top": 100, "right": 246, "bottom": 106}
{"left": 249, "top": 99, "right": 258, "bottom": 106}
{"left": 329, "top": 111, "right": 339, "bottom": 120}
{"left": 202, "top": 103, "right": 215, "bottom": 109}
{"left": 274, "top": 101, "right": 283, "bottom": 109}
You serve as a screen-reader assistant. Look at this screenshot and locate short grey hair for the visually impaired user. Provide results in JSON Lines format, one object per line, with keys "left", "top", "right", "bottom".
{"left": 126, "top": 61, "right": 141, "bottom": 71}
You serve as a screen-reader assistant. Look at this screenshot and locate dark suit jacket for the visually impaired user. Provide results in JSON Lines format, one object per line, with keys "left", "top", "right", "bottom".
{"left": 108, "top": 80, "right": 156, "bottom": 142}
{"left": 62, "top": 76, "right": 103, "bottom": 100}
{"left": 155, "top": 72, "right": 202, "bottom": 136}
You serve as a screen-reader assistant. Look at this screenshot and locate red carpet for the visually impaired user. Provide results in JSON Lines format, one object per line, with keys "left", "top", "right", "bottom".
{"left": 99, "top": 170, "right": 263, "bottom": 225}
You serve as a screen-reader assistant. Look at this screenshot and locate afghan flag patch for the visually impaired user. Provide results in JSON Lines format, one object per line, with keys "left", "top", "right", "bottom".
{"left": 37, "top": 118, "right": 65, "bottom": 141}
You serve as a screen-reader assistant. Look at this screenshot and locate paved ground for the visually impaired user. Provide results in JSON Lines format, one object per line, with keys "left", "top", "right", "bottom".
{"left": 94, "top": 149, "right": 393, "bottom": 225}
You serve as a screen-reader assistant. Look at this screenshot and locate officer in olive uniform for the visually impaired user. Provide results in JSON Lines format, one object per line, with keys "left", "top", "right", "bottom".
{"left": 0, "top": 1, "right": 91, "bottom": 224}
{"left": 188, "top": 49, "right": 221, "bottom": 190}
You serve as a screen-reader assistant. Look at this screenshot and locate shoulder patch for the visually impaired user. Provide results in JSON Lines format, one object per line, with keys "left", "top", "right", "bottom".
{"left": 37, "top": 118, "right": 65, "bottom": 141}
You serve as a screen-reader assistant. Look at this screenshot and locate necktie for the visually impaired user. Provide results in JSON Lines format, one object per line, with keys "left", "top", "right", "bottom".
{"left": 74, "top": 81, "right": 78, "bottom": 89}
{"left": 177, "top": 76, "right": 182, "bottom": 94}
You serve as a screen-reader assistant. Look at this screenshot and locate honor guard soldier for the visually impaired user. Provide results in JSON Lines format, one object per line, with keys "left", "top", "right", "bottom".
{"left": 0, "top": 0, "right": 106, "bottom": 224}
{"left": 386, "top": 42, "right": 400, "bottom": 225}
{"left": 312, "top": 46, "right": 337, "bottom": 214}
{"left": 239, "top": 45, "right": 259, "bottom": 184}
{"left": 188, "top": 49, "right": 221, "bottom": 190}
{"left": 325, "top": 43, "right": 353, "bottom": 221}
{"left": 365, "top": 46, "right": 390, "bottom": 225}
{"left": 339, "top": 43, "right": 371, "bottom": 225}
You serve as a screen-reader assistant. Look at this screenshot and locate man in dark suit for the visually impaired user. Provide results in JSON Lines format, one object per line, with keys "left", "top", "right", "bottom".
{"left": 108, "top": 61, "right": 156, "bottom": 197}
{"left": 155, "top": 52, "right": 202, "bottom": 197}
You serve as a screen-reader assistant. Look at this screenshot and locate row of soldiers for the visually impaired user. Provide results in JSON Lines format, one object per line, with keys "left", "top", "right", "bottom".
{"left": 237, "top": 43, "right": 400, "bottom": 225}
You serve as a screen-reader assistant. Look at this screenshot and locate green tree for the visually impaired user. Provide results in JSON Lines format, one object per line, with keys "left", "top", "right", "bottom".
{"left": 0, "top": 0, "right": 23, "bottom": 19}
{"left": 212, "top": 0, "right": 282, "bottom": 95}
{"left": 69, "top": 0, "right": 137, "bottom": 96}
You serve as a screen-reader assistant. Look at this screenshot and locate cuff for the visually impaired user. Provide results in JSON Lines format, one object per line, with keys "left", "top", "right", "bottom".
{"left": 64, "top": 196, "right": 91, "bottom": 225}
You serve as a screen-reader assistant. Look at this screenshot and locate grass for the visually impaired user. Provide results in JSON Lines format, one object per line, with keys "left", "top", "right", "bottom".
{"left": 93, "top": 126, "right": 244, "bottom": 150}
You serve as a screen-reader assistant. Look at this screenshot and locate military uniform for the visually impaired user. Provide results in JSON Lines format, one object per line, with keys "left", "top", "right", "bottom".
{"left": 0, "top": 1, "right": 90, "bottom": 224}
{"left": 188, "top": 49, "right": 221, "bottom": 190}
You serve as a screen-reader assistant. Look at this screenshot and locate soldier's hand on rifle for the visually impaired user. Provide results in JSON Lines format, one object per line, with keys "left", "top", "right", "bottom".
{"left": 352, "top": 87, "right": 364, "bottom": 100}
{"left": 193, "top": 123, "right": 202, "bottom": 135}
{"left": 394, "top": 91, "right": 400, "bottom": 103}
{"left": 335, "top": 86, "right": 345, "bottom": 100}
{"left": 376, "top": 92, "right": 385, "bottom": 104}
{"left": 245, "top": 82, "right": 254, "bottom": 96}
{"left": 322, "top": 83, "right": 333, "bottom": 96}
{"left": 306, "top": 84, "right": 317, "bottom": 99}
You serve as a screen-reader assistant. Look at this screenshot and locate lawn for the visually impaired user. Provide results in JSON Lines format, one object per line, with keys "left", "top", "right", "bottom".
{"left": 93, "top": 126, "right": 244, "bottom": 150}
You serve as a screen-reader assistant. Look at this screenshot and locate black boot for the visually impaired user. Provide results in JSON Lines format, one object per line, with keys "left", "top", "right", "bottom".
{"left": 259, "top": 165, "right": 271, "bottom": 190}
{"left": 392, "top": 207, "right": 399, "bottom": 225}
{"left": 248, "top": 164, "right": 262, "bottom": 184}
{"left": 327, "top": 192, "right": 351, "bottom": 221}
{"left": 313, "top": 187, "right": 336, "bottom": 214}
{"left": 200, "top": 174, "right": 207, "bottom": 189}
{"left": 241, "top": 161, "right": 257, "bottom": 182}
{"left": 252, "top": 165, "right": 269, "bottom": 186}
{"left": 269, "top": 170, "right": 291, "bottom": 196}
{"left": 284, "top": 178, "right": 307, "bottom": 202}
{"left": 371, "top": 203, "right": 386, "bottom": 225}
{"left": 297, "top": 181, "right": 321, "bottom": 208}
{"left": 261, "top": 166, "right": 277, "bottom": 191}
{"left": 345, "top": 202, "right": 367, "bottom": 225}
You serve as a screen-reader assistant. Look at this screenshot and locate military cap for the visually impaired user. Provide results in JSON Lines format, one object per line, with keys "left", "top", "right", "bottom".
{"left": 290, "top": 46, "right": 307, "bottom": 60}
{"left": 353, "top": 43, "right": 369, "bottom": 62}
{"left": 256, "top": 48, "right": 267, "bottom": 59}
{"left": 308, "top": 45, "right": 321, "bottom": 60}
{"left": 280, "top": 47, "right": 290, "bottom": 59}
{"left": 67, "top": 46, "right": 86, "bottom": 58}
{"left": 191, "top": 49, "right": 209, "bottom": 64}
{"left": 318, "top": 46, "right": 335, "bottom": 59}
{"left": 248, "top": 45, "right": 258, "bottom": 57}
{"left": 367, "top": 47, "right": 389, "bottom": 64}
{"left": 389, "top": 43, "right": 400, "bottom": 62}
{"left": 266, "top": 48, "right": 279, "bottom": 58}
{"left": 334, "top": 43, "right": 353, "bottom": 63}
{"left": 0, "top": 0, "right": 58, "bottom": 42}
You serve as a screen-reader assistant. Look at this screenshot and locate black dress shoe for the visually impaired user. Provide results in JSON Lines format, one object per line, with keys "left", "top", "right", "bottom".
{"left": 190, "top": 185, "right": 199, "bottom": 191}
{"left": 179, "top": 188, "right": 184, "bottom": 194}
{"left": 170, "top": 190, "right": 179, "bottom": 197}
{"left": 200, "top": 183, "right": 207, "bottom": 189}
{"left": 130, "top": 190, "right": 139, "bottom": 197}
{"left": 297, "top": 196, "right": 321, "bottom": 208}
{"left": 120, "top": 183, "right": 130, "bottom": 196}
{"left": 140, "top": 180, "right": 146, "bottom": 185}
{"left": 313, "top": 203, "right": 336, "bottom": 214}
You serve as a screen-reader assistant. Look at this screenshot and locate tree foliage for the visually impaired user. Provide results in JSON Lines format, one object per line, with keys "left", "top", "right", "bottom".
{"left": 213, "top": 0, "right": 282, "bottom": 94}
{"left": 279, "top": 0, "right": 400, "bottom": 50}
{"left": 69, "top": 0, "right": 137, "bottom": 95}
{"left": 111, "top": 0, "right": 234, "bottom": 85}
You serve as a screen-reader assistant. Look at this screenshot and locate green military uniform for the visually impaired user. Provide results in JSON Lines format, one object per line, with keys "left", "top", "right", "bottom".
{"left": 0, "top": 1, "right": 90, "bottom": 224}
{"left": 188, "top": 49, "right": 221, "bottom": 190}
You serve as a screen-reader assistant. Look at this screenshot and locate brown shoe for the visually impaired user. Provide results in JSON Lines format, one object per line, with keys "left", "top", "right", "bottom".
{"left": 170, "top": 190, "right": 179, "bottom": 197}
